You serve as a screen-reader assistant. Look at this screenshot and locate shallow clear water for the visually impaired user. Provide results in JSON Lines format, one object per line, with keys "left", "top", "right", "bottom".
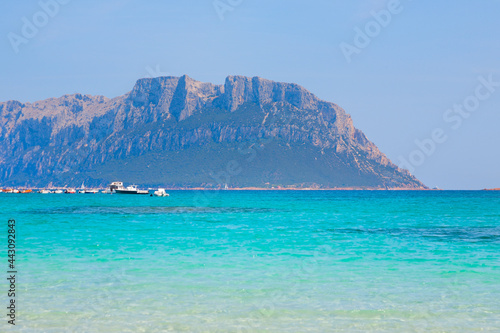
{"left": 1, "top": 190, "right": 500, "bottom": 332}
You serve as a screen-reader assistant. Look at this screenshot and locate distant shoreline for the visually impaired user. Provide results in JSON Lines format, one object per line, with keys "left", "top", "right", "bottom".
{"left": 161, "top": 187, "right": 435, "bottom": 191}
{"left": 3, "top": 186, "right": 500, "bottom": 191}
{"left": 2, "top": 186, "right": 434, "bottom": 191}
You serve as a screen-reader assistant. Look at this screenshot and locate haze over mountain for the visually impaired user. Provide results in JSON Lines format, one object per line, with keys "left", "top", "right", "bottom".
{"left": 0, "top": 75, "right": 425, "bottom": 189}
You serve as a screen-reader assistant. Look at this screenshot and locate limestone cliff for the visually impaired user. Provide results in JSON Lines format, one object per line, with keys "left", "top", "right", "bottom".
{"left": 0, "top": 75, "right": 425, "bottom": 188}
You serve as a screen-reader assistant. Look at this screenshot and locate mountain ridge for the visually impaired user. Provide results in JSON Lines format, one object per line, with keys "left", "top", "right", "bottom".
{"left": 0, "top": 75, "right": 426, "bottom": 189}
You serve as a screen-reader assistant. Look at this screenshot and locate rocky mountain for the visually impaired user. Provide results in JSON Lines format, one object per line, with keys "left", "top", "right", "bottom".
{"left": 0, "top": 75, "right": 426, "bottom": 189}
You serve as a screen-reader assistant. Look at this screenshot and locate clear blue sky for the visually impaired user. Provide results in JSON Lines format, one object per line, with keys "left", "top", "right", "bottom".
{"left": 1, "top": 0, "right": 499, "bottom": 190}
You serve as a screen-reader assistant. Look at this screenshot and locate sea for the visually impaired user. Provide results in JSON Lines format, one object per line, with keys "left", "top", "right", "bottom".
{"left": 1, "top": 190, "right": 499, "bottom": 332}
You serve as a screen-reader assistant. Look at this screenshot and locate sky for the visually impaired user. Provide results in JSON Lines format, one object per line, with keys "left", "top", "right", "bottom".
{"left": 1, "top": 0, "right": 499, "bottom": 190}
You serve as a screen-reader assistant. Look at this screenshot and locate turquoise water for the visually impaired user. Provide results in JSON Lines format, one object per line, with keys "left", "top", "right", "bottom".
{"left": 1, "top": 190, "right": 500, "bottom": 332}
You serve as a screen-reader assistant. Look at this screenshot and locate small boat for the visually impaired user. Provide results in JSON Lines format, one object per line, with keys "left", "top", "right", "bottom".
{"left": 78, "top": 182, "right": 87, "bottom": 193}
{"left": 65, "top": 188, "right": 76, "bottom": 194}
{"left": 39, "top": 189, "right": 52, "bottom": 194}
{"left": 153, "top": 188, "right": 169, "bottom": 197}
{"left": 101, "top": 189, "right": 111, "bottom": 194}
{"left": 21, "top": 189, "right": 33, "bottom": 194}
{"left": 109, "top": 181, "right": 124, "bottom": 192}
{"left": 84, "top": 189, "right": 99, "bottom": 194}
{"left": 114, "top": 184, "right": 149, "bottom": 195}
{"left": 54, "top": 189, "right": 64, "bottom": 194}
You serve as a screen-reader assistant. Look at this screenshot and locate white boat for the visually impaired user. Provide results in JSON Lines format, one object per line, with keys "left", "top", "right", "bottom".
{"left": 109, "top": 181, "right": 124, "bottom": 192}
{"left": 101, "top": 189, "right": 111, "bottom": 194}
{"left": 114, "top": 184, "right": 149, "bottom": 195}
{"left": 54, "top": 189, "right": 64, "bottom": 194}
{"left": 39, "top": 189, "right": 52, "bottom": 194}
{"left": 153, "top": 188, "right": 169, "bottom": 197}
{"left": 65, "top": 188, "right": 76, "bottom": 194}
{"left": 84, "top": 189, "right": 99, "bottom": 194}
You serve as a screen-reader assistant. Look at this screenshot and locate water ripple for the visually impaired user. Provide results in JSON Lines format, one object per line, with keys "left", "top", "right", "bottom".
{"left": 23, "top": 206, "right": 278, "bottom": 215}
{"left": 327, "top": 227, "right": 500, "bottom": 243}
